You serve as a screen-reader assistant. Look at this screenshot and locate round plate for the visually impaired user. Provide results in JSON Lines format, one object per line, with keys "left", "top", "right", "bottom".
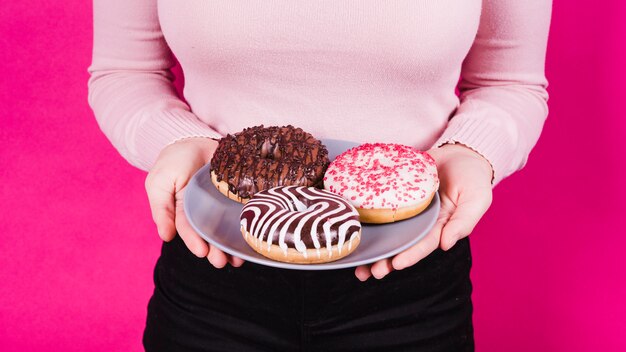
{"left": 184, "top": 139, "right": 440, "bottom": 270}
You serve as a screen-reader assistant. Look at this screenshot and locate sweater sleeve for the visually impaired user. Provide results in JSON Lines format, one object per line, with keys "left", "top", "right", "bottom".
{"left": 433, "top": 0, "right": 552, "bottom": 187}
{"left": 87, "top": 0, "right": 222, "bottom": 171}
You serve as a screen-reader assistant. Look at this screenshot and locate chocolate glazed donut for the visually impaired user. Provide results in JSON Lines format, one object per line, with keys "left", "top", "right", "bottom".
{"left": 240, "top": 186, "right": 362, "bottom": 264}
{"left": 210, "top": 125, "right": 330, "bottom": 203}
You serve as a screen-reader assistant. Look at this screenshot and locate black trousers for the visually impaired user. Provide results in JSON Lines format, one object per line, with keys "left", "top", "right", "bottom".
{"left": 143, "top": 235, "right": 474, "bottom": 351}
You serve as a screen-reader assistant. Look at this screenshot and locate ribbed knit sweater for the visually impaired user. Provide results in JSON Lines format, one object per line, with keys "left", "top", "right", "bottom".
{"left": 88, "top": 0, "right": 551, "bottom": 186}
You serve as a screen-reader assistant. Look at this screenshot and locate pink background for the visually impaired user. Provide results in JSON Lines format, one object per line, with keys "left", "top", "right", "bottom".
{"left": 1, "top": 1, "right": 625, "bottom": 351}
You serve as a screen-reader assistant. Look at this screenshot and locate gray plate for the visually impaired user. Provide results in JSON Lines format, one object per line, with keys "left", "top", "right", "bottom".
{"left": 184, "top": 139, "right": 440, "bottom": 270}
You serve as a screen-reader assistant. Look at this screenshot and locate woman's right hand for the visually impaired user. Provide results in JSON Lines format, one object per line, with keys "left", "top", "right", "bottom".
{"left": 145, "top": 137, "right": 245, "bottom": 268}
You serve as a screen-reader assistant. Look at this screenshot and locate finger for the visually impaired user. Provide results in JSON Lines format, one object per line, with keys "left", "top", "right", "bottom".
{"left": 207, "top": 245, "right": 229, "bottom": 268}
{"left": 145, "top": 175, "right": 177, "bottom": 241}
{"left": 227, "top": 255, "right": 245, "bottom": 267}
{"left": 392, "top": 216, "right": 445, "bottom": 270}
{"left": 440, "top": 192, "right": 492, "bottom": 251}
{"left": 174, "top": 188, "right": 209, "bottom": 257}
{"left": 370, "top": 258, "right": 394, "bottom": 280}
{"left": 355, "top": 265, "right": 372, "bottom": 281}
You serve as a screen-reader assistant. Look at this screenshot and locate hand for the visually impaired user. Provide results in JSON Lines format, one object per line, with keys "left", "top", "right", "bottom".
{"left": 145, "top": 137, "right": 245, "bottom": 268}
{"left": 354, "top": 143, "right": 493, "bottom": 281}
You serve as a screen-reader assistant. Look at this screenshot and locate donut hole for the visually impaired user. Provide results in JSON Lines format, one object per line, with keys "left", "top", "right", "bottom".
{"left": 352, "top": 156, "right": 394, "bottom": 171}
{"left": 376, "top": 156, "right": 395, "bottom": 168}
{"left": 260, "top": 139, "right": 282, "bottom": 160}
{"left": 291, "top": 199, "right": 308, "bottom": 212}
{"left": 288, "top": 197, "right": 325, "bottom": 213}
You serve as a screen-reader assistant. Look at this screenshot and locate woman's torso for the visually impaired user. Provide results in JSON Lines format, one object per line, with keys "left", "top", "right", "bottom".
{"left": 158, "top": 0, "right": 481, "bottom": 148}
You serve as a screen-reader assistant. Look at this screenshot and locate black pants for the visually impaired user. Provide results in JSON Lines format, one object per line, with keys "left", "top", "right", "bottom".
{"left": 143, "top": 235, "right": 474, "bottom": 351}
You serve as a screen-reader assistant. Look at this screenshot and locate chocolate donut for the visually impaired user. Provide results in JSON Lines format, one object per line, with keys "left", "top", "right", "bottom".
{"left": 210, "top": 125, "right": 330, "bottom": 203}
{"left": 240, "top": 186, "right": 362, "bottom": 264}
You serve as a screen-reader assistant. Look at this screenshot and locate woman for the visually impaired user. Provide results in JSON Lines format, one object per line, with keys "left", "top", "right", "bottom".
{"left": 88, "top": 1, "right": 551, "bottom": 350}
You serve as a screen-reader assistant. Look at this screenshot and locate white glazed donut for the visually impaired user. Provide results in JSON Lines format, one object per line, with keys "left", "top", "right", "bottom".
{"left": 240, "top": 186, "right": 362, "bottom": 264}
{"left": 324, "top": 143, "right": 439, "bottom": 224}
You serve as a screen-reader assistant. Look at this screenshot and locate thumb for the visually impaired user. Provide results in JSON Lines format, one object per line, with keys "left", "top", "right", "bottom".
{"left": 440, "top": 190, "right": 492, "bottom": 251}
{"left": 145, "top": 173, "right": 177, "bottom": 242}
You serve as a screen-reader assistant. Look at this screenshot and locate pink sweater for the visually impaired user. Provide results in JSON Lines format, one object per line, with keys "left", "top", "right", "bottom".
{"left": 88, "top": 0, "right": 551, "bottom": 186}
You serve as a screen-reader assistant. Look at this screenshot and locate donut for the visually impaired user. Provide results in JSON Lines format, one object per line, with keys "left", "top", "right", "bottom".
{"left": 210, "top": 125, "right": 329, "bottom": 203}
{"left": 239, "top": 186, "right": 362, "bottom": 264}
{"left": 324, "top": 143, "right": 439, "bottom": 224}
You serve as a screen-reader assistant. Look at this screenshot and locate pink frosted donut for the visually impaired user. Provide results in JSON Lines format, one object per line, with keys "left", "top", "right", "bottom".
{"left": 323, "top": 143, "right": 439, "bottom": 223}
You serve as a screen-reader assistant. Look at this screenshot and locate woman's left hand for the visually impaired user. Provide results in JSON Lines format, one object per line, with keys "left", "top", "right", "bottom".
{"left": 354, "top": 143, "right": 494, "bottom": 281}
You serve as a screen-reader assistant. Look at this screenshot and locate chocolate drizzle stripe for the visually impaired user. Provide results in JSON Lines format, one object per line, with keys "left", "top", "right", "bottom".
{"left": 292, "top": 202, "right": 328, "bottom": 251}
{"left": 240, "top": 186, "right": 361, "bottom": 258}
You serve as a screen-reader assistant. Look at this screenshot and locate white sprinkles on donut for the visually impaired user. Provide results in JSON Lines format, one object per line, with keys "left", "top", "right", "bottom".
{"left": 324, "top": 143, "right": 439, "bottom": 210}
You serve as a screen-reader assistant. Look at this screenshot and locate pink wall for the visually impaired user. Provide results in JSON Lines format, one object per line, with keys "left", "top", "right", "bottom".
{"left": 1, "top": 1, "right": 624, "bottom": 351}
